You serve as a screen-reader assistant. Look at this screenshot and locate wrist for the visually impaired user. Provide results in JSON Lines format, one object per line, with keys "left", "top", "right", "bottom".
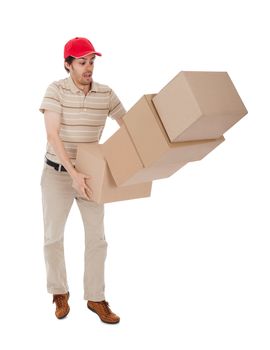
{"left": 67, "top": 166, "right": 78, "bottom": 179}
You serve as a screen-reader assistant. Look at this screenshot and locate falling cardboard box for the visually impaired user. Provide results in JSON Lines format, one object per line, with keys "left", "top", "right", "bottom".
{"left": 152, "top": 71, "right": 248, "bottom": 142}
{"left": 102, "top": 94, "right": 224, "bottom": 186}
{"left": 75, "top": 142, "right": 152, "bottom": 204}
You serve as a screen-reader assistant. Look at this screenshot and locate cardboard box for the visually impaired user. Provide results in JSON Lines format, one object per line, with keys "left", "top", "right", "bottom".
{"left": 102, "top": 95, "right": 225, "bottom": 186}
{"left": 75, "top": 143, "right": 152, "bottom": 203}
{"left": 152, "top": 71, "right": 248, "bottom": 142}
{"left": 103, "top": 124, "right": 189, "bottom": 185}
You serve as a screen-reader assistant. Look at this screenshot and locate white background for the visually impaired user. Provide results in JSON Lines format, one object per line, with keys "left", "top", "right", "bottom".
{"left": 0, "top": 0, "right": 269, "bottom": 349}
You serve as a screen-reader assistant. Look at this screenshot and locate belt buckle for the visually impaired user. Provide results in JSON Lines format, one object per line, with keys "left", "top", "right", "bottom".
{"left": 57, "top": 164, "right": 62, "bottom": 172}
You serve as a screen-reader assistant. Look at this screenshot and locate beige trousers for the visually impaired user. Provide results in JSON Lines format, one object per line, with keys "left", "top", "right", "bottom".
{"left": 40, "top": 163, "right": 107, "bottom": 301}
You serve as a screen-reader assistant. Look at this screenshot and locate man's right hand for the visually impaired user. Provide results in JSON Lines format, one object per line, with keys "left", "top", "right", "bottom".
{"left": 71, "top": 171, "right": 93, "bottom": 200}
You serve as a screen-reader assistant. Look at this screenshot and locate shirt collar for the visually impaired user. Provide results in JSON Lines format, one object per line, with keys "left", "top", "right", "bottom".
{"left": 66, "top": 76, "right": 98, "bottom": 94}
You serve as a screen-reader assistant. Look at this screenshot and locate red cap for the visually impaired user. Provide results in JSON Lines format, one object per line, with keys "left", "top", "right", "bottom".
{"left": 64, "top": 37, "right": 102, "bottom": 59}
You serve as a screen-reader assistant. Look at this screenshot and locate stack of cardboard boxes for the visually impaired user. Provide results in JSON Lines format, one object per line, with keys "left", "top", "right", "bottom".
{"left": 76, "top": 71, "right": 248, "bottom": 203}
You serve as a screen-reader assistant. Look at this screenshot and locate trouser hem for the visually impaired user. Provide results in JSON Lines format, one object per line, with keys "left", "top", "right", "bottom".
{"left": 48, "top": 288, "right": 69, "bottom": 295}
{"left": 84, "top": 294, "right": 105, "bottom": 302}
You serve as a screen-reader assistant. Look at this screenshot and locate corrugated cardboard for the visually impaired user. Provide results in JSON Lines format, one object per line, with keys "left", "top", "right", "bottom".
{"left": 75, "top": 143, "right": 152, "bottom": 203}
{"left": 152, "top": 71, "right": 248, "bottom": 142}
{"left": 103, "top": 124, "right": 189, "bottom": 185}
{"left": 102, "top": 96, "right": 225, "bottom": 186}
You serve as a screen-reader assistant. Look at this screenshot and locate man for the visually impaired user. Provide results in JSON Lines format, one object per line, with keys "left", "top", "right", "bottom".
{"left": 40, "top": 37, "right": 125, "bottom": 323}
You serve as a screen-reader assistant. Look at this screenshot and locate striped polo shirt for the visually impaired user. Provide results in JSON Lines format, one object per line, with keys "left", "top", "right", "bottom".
{"left": 39, "top": 76, "right": 126, "bottom": 164}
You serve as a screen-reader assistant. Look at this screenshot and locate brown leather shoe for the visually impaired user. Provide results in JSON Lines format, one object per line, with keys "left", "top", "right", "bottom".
{"left": 52, "top": 292, "right": 70, "bottom": 319}
{"left": 87, "top": 300, "right": 120, "bottom": 324}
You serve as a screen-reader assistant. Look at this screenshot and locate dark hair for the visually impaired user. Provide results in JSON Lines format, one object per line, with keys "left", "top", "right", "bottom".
{"left": 64, "top": 56, "right": 75, "bottom": 73}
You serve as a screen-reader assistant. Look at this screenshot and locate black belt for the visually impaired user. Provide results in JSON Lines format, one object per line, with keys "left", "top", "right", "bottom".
{"left": 45, "top": 158, "right": 67, "bottom": 172}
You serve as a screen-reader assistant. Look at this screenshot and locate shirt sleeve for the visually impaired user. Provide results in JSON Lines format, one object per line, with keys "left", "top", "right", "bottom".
{"left": 39, "top": 82, "right": 62, "bottom": 114}
{"left": 108, "top": 89, "right": 126, "bottom": 121}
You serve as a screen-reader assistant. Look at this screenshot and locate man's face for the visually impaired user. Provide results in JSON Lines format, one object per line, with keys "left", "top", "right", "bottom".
{"left": 65, "top": 53, "right": 96, "bottom": 86}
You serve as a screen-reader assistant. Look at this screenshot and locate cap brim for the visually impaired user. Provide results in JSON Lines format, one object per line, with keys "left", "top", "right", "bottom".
{"left": 73, "top": 50, "right": 102, "bottom": 58}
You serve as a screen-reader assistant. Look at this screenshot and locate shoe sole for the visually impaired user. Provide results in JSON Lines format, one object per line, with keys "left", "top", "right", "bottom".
{"left": 87, "top": 305, "right": 120, "bottom": 324}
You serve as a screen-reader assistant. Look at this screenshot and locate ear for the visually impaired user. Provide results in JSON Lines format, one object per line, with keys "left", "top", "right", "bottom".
{"left": 64, "top": 61, "right": 72, "bottom": 71}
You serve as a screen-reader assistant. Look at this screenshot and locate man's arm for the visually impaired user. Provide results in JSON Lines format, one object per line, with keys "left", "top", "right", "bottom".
{"left": 43, "top": 110, "right": 92, "bottom": 200}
